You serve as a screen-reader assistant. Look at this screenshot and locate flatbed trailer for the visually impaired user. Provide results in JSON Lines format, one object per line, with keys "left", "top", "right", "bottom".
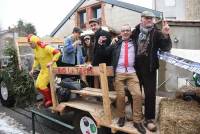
{"left": 49, "top": 64, "right": 144, "bottom": 134}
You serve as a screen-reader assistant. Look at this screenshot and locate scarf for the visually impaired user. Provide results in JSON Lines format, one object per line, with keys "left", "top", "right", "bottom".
{"left": 138, "top": 24, "right": 153, "bottom": 42}
{"left": 137, "top": 24, "right": 153, "bottom": 56}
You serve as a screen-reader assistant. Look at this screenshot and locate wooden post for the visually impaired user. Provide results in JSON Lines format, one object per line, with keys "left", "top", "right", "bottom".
{"left": 15, "top": 41, "right": 22, "bottom": 70}
{"left": 99, "top": 63, "right": 112, "bottom": 124}
{"left": 49, "top": 65, "right": 58, "bottom": 110}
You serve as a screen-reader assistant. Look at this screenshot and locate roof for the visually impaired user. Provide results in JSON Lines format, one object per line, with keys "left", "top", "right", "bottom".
{"left": 102, "top": 0, "right": 162, "bottom": 17}
{"left": 50, "top": 0, "right": 163, "bottom": 37}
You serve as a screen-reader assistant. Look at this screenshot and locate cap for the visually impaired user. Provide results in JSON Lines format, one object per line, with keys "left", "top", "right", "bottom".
{"left": 72, "top": 27, "right": 82, "bottom": 33}
{"left": 89, "top": 18, "right": 99, "bottom": 24}
{"left": 141, "top": 11, "right": 155, "bottom": 18}
{"left": 84, "top": 35, "right": 91, "bottom": 40}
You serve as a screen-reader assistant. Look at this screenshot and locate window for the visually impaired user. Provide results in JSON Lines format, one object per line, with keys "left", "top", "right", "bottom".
{"left": 93, "top": 7, "right": 101, "bottom": 19}
{"left": 165, "top": 0, "right": 176, "bottom": 7}
{"left": 79, "top": 11, "right": 86, "bottom": 28}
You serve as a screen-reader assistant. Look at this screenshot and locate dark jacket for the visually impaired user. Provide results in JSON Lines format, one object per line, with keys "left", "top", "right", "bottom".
{"left": 92, "top": 28, "right": 111, "bottom": 66}
{"left": 132, "top": 24, "right": 172, "bottom": 72}
{"left": 106, "top": 39, "right": 135, "bottom": 75}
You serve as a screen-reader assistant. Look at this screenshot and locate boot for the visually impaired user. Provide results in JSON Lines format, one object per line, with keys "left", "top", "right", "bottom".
{"left": 39, "top": 88, "right": 52, "bottom": 107}
{"left": 133, "top": 122, "right": 146, "bottom": 134}
{"left": 117, "top": 117, "right": 125, "bottom": 127}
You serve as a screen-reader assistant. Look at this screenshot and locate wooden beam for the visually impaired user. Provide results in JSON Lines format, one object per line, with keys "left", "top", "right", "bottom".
{"left": 49, "top": 66, "right": 59, "bottom": 111}
{"left": 99, "top": 63, "right": 112, "bottom": 124}
{"left": 15, "top": 41, "right": 22, "bottom": 70}
{"left": 53, "top": 66, "right": 114, "bottom": 76}
{"left": 16, "top": 37, "right": 64, "bottom": 46}
{"left": 70, "top": 88, "right": 117, "bottom": 100}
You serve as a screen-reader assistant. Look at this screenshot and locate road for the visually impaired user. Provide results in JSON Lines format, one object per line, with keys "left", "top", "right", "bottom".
{"left": 0, "top": 103, "right": 74, "bottom": 134}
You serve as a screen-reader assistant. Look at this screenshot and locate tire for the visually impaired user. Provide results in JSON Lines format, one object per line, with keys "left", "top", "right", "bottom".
{"left": 73, "top": 111, "right": 110, "bottom": 134}
{"left": 0, "top": 80, "right": 15, "bottom": 107}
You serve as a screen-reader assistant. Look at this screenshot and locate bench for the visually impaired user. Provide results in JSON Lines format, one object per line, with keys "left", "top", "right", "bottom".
{"left": 70, "top": 87, "right": 117, "bottom": 100}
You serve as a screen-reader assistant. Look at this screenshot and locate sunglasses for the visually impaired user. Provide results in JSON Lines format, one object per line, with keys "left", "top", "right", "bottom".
{"left": 121, "top": 29, "right": 131, "bottom": 32}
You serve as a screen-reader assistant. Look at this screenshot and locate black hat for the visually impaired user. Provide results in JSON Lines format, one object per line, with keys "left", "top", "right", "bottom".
{"left": 72, "top": 27, "right": 82, "bottom": 33}
{"left": 89, "top": 18, "right": 99, "bottom": 24}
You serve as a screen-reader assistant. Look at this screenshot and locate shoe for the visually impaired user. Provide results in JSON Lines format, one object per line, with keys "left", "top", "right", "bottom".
{"left": 39, "top": 88, "right": 52, "bottom": 107}
{"left": 117, "top": 117, "right": 125, "bottom": 127}
{"left": 144, "top": 119, "right": 157, "bottom": 132}
{"left": 133, "top": 122, "right": 146, "bottom": 134}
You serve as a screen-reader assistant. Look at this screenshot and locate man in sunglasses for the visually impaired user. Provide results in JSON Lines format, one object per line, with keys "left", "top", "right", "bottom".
{"left": 107, "top": 24, "right": 146, "bottom": 134}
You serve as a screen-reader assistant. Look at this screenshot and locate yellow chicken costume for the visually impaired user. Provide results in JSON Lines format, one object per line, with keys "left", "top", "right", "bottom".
{"left": 27, "top": 34, "right": 61, "bottom": 107}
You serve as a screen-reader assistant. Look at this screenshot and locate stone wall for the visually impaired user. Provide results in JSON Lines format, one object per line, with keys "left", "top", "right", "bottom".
{"left": 185, "top": 0, "right": 200, "bottom": 20}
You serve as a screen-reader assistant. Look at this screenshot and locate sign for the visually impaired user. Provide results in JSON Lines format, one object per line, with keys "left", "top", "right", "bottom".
{"left": 53, "top": 66, "right": 114, "bottom": 76}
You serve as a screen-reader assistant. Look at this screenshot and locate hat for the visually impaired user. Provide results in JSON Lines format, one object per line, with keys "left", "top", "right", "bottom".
{"left": 73, "top": 27, "right": 82, "bottom": 33}
{"left": 27, "top": 34, "right": 40, "bottom": 44}
{"left": 141, "top": 11, "right": 155, "bottom": 18}
{"left": 84, "top": 35, "right": 90, "bottom": 40}
{"left": 89, "top": 18, "right": 99, "bottom": 24}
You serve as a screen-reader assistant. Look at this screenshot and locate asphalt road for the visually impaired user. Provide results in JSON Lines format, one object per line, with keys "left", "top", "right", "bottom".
{"left": 0, "top": 103, "right": 74, "bottom": 134}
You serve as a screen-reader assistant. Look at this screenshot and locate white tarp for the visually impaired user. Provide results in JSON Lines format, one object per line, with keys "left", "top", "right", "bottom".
{"left": 170, "top": 49, "right": 200, "bottom": 63}
{"left": 159, "top": 48, "right": 200, "bottom": 74}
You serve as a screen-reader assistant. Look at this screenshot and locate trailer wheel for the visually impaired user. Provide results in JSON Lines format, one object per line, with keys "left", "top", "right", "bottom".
{"left": 73, "top": 111, "right": 110, "bottom": 134}
{"left": 0, "top": 81, "right": 15, "bottom": 107}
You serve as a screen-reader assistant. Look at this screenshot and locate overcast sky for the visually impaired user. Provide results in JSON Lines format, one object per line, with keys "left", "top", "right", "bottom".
{"left": 0, "top": 0, "right": 152, "bottom": 36}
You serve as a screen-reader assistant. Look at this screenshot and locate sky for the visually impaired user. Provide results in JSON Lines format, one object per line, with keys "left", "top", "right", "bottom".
{"left": 0, "top": 0, "right": 152, "bottom": 37}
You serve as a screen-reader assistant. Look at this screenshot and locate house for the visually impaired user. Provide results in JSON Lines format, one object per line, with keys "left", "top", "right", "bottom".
{"left": 157, "top": 20, "right": 200, "bottom": 49}
{"left": 0, "top": 28, "right": 17, "bottom": 57}
{"left": 50, "top": 0, "right": 200, "bottom": 92}
{"left": 50, "top": 0, "right": 162, "bottom": 38}
{"left": 153, "top": 0, "right": 200, "bottom": 20}
{"left": 157, "top": 20, "right": 200, "bottom": 92}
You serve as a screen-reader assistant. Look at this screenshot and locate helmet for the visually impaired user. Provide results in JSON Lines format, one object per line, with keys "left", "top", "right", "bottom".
{"left": 27, "top": 34, "right": 40, "bottom": 45}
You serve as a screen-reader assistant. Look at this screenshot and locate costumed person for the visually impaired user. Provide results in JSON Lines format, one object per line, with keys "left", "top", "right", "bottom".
{"left": 28, "top": 34, "right": 61, "bottom": 107}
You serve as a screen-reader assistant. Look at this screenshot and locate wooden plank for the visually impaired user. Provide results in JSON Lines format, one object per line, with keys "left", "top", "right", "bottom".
{"left": 99, "top": 63, "right": 112, "bottom": 124}
{"left": 83, "top": 87, "right": 102, "bottom": 92}
{"left": 55, "top": 100, "right": 141, "bottom": 134}
{"left": 110, "top": 118, "right": 140, "bottom": 134}
{"left": 55, "top": 99, "right": 104, "bottom": 114}
{"left": 70, "top": 88, "right": 117, "bottom": 100}
{"left": 16, "top": 37, "right": 64, "bottom": 45}
{"left": 15, "top": 41, "right": 22, "bottom": 70}
{"left": 53, "top": 66, "right": 114, "bottom": 76}
{"left": 83, "top": 87, "right": 117, "bottom": 99}
{"left": 49, "top": 66, "right": 59, "bottom": 110}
